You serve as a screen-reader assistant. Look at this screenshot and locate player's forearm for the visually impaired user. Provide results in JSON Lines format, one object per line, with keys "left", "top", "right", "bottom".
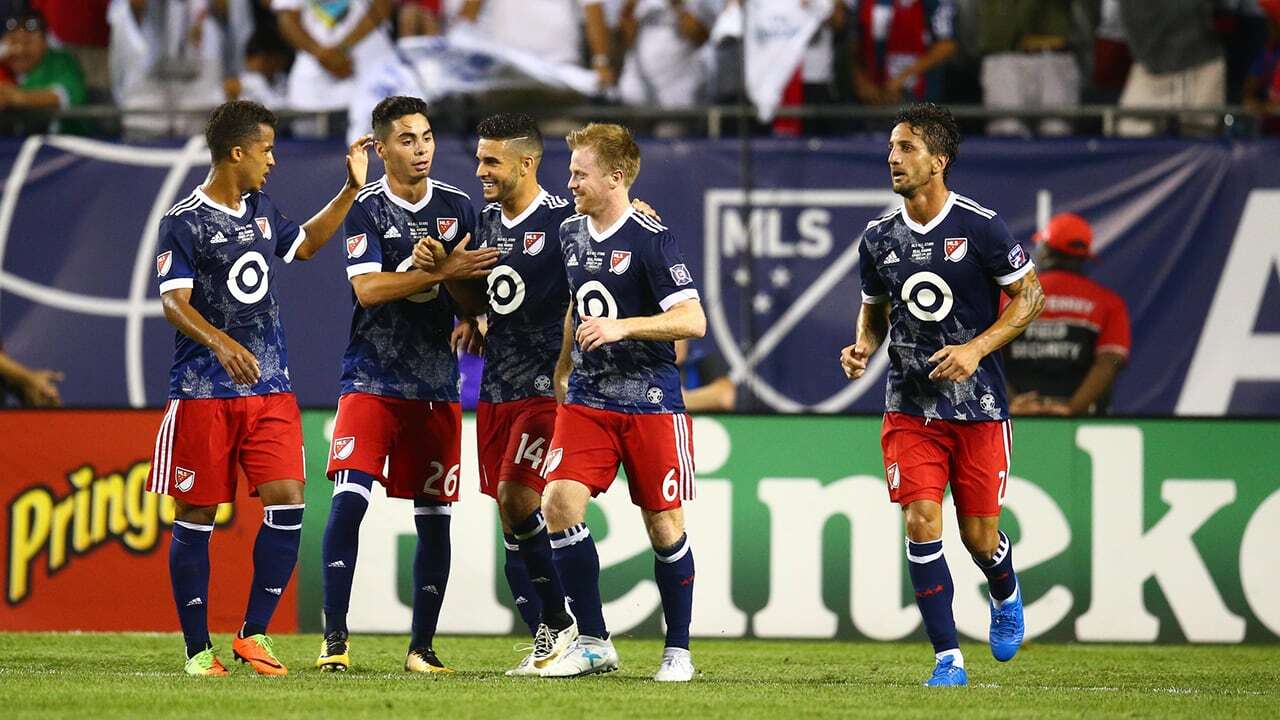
{"left": 682, "top": 377, "right": 736, "bottom": 413}
{"left": 161, "top": 293, "right": 234, "bottom": 354}
{"left": 584, "top": 4, "right": 612, "bottom": 64}
{"left": 340, "top": 0, "right": 391, "bottom": 50}
{"left": 297, "top": 186, "right": 362, "bottom": 260}
{"left": 350, "top": 270, "right": 440, "bottom": 307}
{"left": 855, "top": 302, "right": 889, "bottom": 356}
{"left": 276, "top": 10, "right": 324, "bottom": 55}
{"left": 554, "top": 306, "right": 575, "bottom": 401}
{"left": 1067, "top": 353, "right": 1124, "bottom": 416}
{"left": 971, "top": 271, "right": 1045, "bottom": 358}
{"left": 620, "top": 300, "right": 706, "bottom": 342}
{"left": 896, "top": 40, "right": 957, "bottom": 82}
{"left": 0, "top": 351, "right": 36, "bottom": 387}
{"left": 7, "top": 88, "right": 62, "bottom": 110}
{"left": 443, "top": 279, "right": 488, "bottom": 317}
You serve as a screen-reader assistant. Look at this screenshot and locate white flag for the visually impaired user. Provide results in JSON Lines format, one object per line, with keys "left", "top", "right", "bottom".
{"left": 742, "top": 0, "right": 834, "bottom": 122}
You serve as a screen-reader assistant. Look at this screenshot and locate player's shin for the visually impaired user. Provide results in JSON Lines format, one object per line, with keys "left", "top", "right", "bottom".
{"left": 971, "top": 530, "right": 1017, "bottom": 603}
{"left": 409, "top": 500, "right": 452, "bottom": 652}
{"left": 906, "top": 537, "right": 962, "bottom": 665}
{"left": 170, "top": 520, "right": 214, "bottom": 658}
{"left": 653, "top": 533, "right": 695, "bottom": 650}
{"left": 504, "top": 532, "right": 543, "bottom": 635}
{"left": 241, "top": 504, "right": 304, "bottom": 638}
{"left": 549, "top": 523, "right": 608, "bottom": 640}
{"left": 322, "top": 470, "right": 374, "bottom": 636}
{"left": 513, "top": 509, "right": 572, "bottom": 630}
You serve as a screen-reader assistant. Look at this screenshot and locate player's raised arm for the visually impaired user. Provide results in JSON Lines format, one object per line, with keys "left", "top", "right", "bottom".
{"left": 928, "top": 267, "right": 1045, "bottom": 382}
{"left": 290, "top": 134, "right": 374, "bottom": 261}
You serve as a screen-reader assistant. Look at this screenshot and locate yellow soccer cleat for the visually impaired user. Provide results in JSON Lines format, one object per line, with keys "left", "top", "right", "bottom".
{"left": 316, "top": 631, "right": 351, "bottom": 672}
{"left": 405, "top": 647, "right": 454, "bottom": 674}
{"left": 232, "top": 633, "right": 288, "bottom": 676}
{"left": 183, "top": 646, "right": 229, "bottom": 677}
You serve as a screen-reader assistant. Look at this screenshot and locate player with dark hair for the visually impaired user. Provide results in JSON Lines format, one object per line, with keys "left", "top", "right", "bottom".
{"left": 149, "top": 100, "right": 372, "bottom": 676}
{"left": 537, "top": 123, "right": 704, "bottom": 681}
{"left": 316, "top": 95, "right": 497, "bottom": 674}
{"left": 841, "top": 103, "right": 1044, "bottom": 686}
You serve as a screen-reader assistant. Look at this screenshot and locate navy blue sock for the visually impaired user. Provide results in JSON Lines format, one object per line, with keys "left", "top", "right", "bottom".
{"left": 170, "top": 520, "right": 213, "bottom": 658}
{"left": 549, "top": 523, "right": 607, "bottom": 639}
{"left": 513, "top": 509, "right": 571, "bottom": 630}
{"left": 409, "top": 500, "right": 451, "bottom": 651}
{"left": 503, "top": 533, "right": 542, "bottom": 636}
{"left": 241, "top": 504, "right": 303, "bottom": 638}
{"left": 906, "top": 538, "right": 959, "bottom": 655}
{"left": 972, "top": 530, "right": 1018, "bottom": 603}
{"left": 653, "top": 533, "right": 695, "bottom": 650}
{"left": 322, "top": 470, "right": 374, "bottom": 636}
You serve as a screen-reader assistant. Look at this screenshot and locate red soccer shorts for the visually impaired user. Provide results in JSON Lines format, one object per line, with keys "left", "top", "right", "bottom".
{"left": 476, "top": 397, "right": 557, "bottom": 500}
{"left": 326, "top": 392, "right": 462, "bottom": 502}
{"left": 543, "top": 403, "right": 695, "bottom": 512}
{"left": 146, "top": 393, "right": 305, "bottom": 506}
{"left": 880, "top": 411, "right": 1012, "bottom": 517}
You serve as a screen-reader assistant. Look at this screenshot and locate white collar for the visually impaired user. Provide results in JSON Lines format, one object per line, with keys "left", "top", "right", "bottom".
{"left": 588, "top": 207, "right": 634, "bottom": 243}
{"left": 381, "top": 175, "right": 434, "bottom": 212}
{"left": 196, "top": 186, "right": 247, "bottom": 218}
{"left": 502, "top": 188, "right": 547, "bottom": 229}
{"left": 900, "top": 191, "right": 956, "bottom": 235}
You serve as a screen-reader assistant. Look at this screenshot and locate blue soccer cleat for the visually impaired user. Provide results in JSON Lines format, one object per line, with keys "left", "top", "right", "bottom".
{"left": 988, "top": 579, "right": 1025, "bottom": 662}
{"left": 925, "top": 656, "right": 968, "bottom": 687}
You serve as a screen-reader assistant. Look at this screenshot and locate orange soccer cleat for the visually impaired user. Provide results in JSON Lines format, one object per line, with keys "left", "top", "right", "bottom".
{"left": 232, "top": 633, "right": 288, "bottom": 676}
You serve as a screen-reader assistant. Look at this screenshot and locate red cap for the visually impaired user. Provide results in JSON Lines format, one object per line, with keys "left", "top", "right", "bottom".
{"left": 1034, "top": 212, "right": 1093, "bottom": 258}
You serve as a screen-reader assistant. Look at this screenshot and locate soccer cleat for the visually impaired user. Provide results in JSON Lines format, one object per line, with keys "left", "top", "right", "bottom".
{"left": 505, "top": 643, "right": 539, "bottom": 677}
{"left": 539, "top": 635, "right": 619, "bottom": 678}
{"left": 183, "top": 647, "right": 229, "bottom": 677}
{"left": 924, "top": 656, "right": 968, "bottom": 687}
{"left": 232, "top": 633, "right": 288, "bottom": 676}
{"left": 653, "top": 647, "right": 695, "bottom": 682}
{"left": 405, "top": 647, "right": 454, "bottom": 674}
{"left": 532, "top": 621, "right": 579, "bottom": 670}
{"left": 988, "top": 579, "right": 1026, "bottom": 662}
{"left": 316, "top": 631, "right": 350, "bottom": 672}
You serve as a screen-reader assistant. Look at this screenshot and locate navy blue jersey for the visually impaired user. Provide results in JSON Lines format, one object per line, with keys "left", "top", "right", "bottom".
{"left": 478, "top": 189, "right": 576, "bottom": 403}
{"left": 339, "top": 176, "right": 477, "bottom": 401}
{"left": 561, "top": 208, "right": 700, "bottom": 414}
{"left": 155, "top": 187, "right": 304, "bottom": 399}
{"left": 858, "top": 192, "right": 1033, "bottom": 421}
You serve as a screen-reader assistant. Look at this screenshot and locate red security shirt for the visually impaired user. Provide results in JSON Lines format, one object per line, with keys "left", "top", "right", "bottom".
{"left": 1002, "top": 269, "right": 1130, "bottom": 412}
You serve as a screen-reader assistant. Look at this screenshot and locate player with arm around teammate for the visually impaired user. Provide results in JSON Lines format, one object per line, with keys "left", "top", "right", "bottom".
{"left": 149, "top": 100, "right": 372, "bottom": 676}
{"left": 316, "top": 96, "right": 498, "bottom": 674}
{"left": 841, "top": 103, "right": 1044, "bottom": 687}
{"left": 538, "top": 123, "right": 704, "bottom": 682}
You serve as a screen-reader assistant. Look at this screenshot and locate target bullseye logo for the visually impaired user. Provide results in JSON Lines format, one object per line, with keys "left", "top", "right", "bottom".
{"left": 396, "top": 257, "right": 439, "bottom": 303}
{"left": 901, "top": 271, "right": 954, "bottom": 322}
{"left": 576, "top": 280, "right": 618, "bottom": 319}
{"left": 226, "top": 251, "right": 270, "bottom": 304}
{"left": 487, "top": 265, "right": 526, "bottom": 315}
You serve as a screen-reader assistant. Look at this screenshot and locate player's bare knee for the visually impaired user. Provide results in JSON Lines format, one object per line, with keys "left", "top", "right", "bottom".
{"left": 959, "top": 526, "right": 998, "bottom": 559}
{"left": 498, "top": 481, "right": 541, "bottom": 528}
{"left": 257, "top": 479, "right": 305, "bottom": 507}
{"left": 174, "top": 501, "right": 218, "bottom": 526}
{"left": 903, "top": 502, "right": 942, "bottom": 542}
{"left": 643, "top": 507, "right": 685, "bottom": 549}
{"left": 541, "top": 481, "right": 586, "bottom": 532}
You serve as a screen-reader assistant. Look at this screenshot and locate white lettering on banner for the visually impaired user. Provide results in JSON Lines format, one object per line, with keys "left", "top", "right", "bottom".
{"left": 593, "top": 486, "right": 662, "bottom": 632}
{"left": 1178, "top": 190, "right": 1280, "bottom": 414}
{"left": 943, "top": 479, "right": 1074, "bottom": 641}
{"left": 684, "top": 480, "right": 748, "bottom": 637}
{"left": 755, "top": 477, "right": 919, "bottom": 639}
{"left": 720, "top": 208, "right": 834, "bottom": 260}
{"left": 1240, "top": 489, "right": 1280, "bottom": 636}
{"left": 1074, "top": 426, "right": 1246, "bottom": 642}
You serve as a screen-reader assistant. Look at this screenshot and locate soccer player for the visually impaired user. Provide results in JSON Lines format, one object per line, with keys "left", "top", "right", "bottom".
{"left": 840, "top": 103, "right": 1044, "bottom": 686}
{"left": 148, "top": 100, "right": 372, "bottom": 676}
{"left": 317, "top": 95, "right": 497, "bottom": 674}
{"left": 538, "top": 123, "right": 703, "bottom": 682}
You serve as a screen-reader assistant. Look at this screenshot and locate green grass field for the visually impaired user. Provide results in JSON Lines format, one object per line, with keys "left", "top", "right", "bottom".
{"left": 2, "top": 633, "right": 1276, "bottom": 719}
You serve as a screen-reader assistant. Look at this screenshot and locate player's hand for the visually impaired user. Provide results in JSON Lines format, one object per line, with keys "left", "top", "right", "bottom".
{"left": 213, "top": 336, "right": 261, "bottom": 386}
{"left": 576, "top": 316, "right": 627, "bottom": 352}
{"left": 631, "top": 198, "right": 661, "bottom": 222}
{"left": 1008, "top": 391, "right": 1041, "bottom": 415}
{"left": 345, "top": 134, "right": 374, "bottom": 190}
{"left": 317, "top": 46, "right": 354, "bottom": 78}
{"left": 928, "top": 342, "right": 983, "bottom": 382}
{"left": 439, "top": 233, "right": 499, "bottom": 280}
{"left": 18, "top": 368, "right": 64, "bottom": 407}
{"left": 840, "top": 341, "right": 871, "bottom": 380}
{"left": 412, "top": 237, "right": 446, "bottom": 272}
{"left": 451, "top": 318, "right": 485, "bottom": 356}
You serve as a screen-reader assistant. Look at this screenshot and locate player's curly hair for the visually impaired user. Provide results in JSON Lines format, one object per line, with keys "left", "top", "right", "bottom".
{"left": 476, "top": 113, "right": 544, "bottom": 158}
{"left": 372, "top": 96, "right": 430, "bottom": 140}
{"left": 565, "top": 123, "right": 641, "bottom": 187}
{"left": 894, "top": 103, "right": 961, "bottom": 180}
{"left": 205, "top": 101, "right": 276, "bottom": 162}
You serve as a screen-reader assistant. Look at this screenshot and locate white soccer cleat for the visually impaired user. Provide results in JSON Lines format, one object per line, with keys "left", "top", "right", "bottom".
{"left": 504, "top": 644, "right": 540, "bottom": 677}
{"left": 532, "top": 621, "right": 579, "bottom": 670}
{"left": 653, "top": 647, "right": 695, "bottom": 682}
{"left": 538, "top": 634, "right": 618, "bottom": 678}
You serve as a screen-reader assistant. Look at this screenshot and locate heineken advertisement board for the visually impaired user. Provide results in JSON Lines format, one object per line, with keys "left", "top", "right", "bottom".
{"left": 295, "top": 412, "right": 1280, "bottom": 643}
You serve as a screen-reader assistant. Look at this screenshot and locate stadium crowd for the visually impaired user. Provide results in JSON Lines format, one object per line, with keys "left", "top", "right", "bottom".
{"left": 2, "top": 0, "right": 1279, "bottom": 138}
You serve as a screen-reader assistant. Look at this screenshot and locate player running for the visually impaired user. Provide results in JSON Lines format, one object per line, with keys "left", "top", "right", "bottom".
{"left": 316, "top": 96, "right": 497, "bottom": 674}
{"left": 841, "top": 103, "right": 1044, "bottom": 686}
{"left": 149, "top": 100, "right": 372, "bottom": 676}
{"left": 537, "top": 123, "right": 703, "bottom": 682}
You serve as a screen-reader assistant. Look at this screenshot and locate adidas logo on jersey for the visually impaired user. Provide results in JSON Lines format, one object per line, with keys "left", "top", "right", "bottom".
{"left": 567, "top": 255, "right": 580, "bottom": 267}
{"left": 327, "top": 560, "right": 346, "bottom": 569}
{"left": 884, "top": 250, "right": 900, "bottom": 265}
{"left": 384, "top": 226, "right": 402, "bottom": 239}
{"left": 211, "top": 231, "right": 228, "bottom": 244}
{"left": 265, "top": 587, "right": 283, "bottom": 596}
